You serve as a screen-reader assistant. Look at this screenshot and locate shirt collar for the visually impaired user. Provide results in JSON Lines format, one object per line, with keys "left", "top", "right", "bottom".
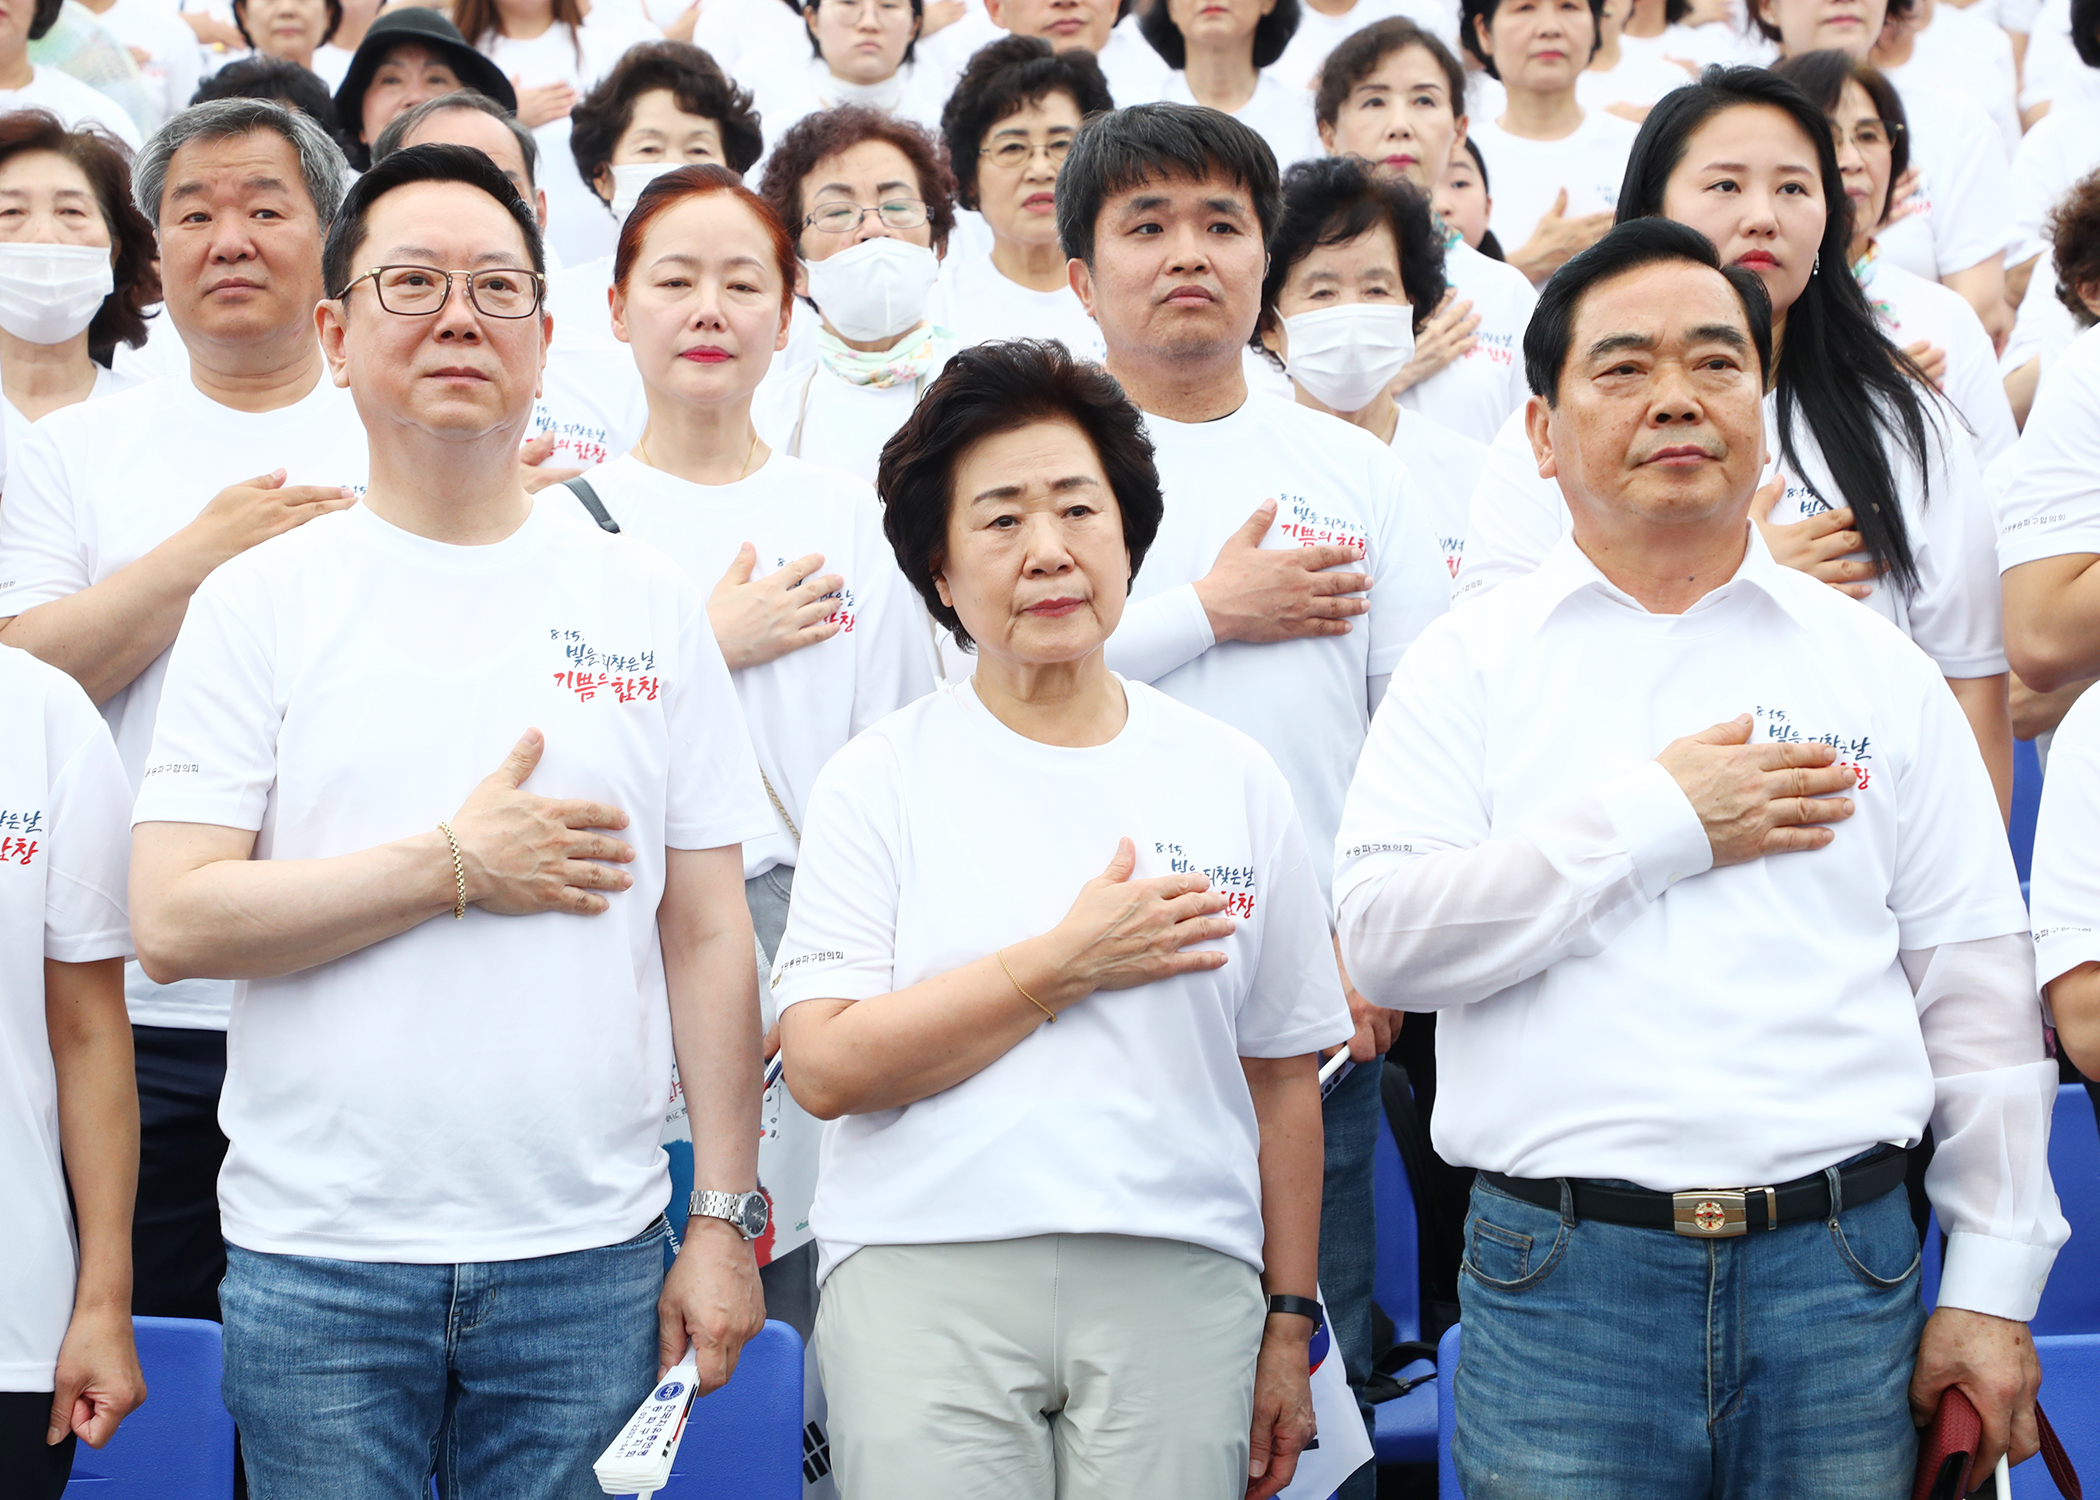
{"left": 1529, "top": 522, "right": 1805, "bottom": 627}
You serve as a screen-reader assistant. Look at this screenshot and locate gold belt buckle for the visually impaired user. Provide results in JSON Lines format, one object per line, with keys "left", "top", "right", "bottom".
{"left": 1672, "top": 1190, "right": 1748, "bottom": 1237}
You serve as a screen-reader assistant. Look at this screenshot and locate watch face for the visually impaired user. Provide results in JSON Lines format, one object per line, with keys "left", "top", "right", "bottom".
{"left": 740, "top": 1194, "right": 769, "bottom": 1238}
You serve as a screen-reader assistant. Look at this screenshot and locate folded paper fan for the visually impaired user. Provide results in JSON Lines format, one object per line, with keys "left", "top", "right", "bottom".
{"left": 594, "top": 1359, "right": 701, "bottom": 1497}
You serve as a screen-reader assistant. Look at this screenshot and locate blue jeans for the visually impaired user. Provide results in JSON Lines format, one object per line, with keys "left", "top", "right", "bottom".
{"left": 1454, "top": 1163, "right": 1926, "bottom": 1498}
{"left": 221, "top": 1219, "right": 667, "bottom": 1500}
{"left": 1319, "top": 1056, "right": 1381, "bottom": 1499}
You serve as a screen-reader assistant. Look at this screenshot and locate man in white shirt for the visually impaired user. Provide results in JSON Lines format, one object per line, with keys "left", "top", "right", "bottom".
{"left": 1060, "top": 101, "right": 1449, "bottom": 1497}
{"left": 2000, "top": 321, "right": 2100, "bottom": 694}
{"left": 127, "top": 142, "right": 776, "bottom": 1496}
{"left": 1336, "top": 218, "right": 2062, "bottom": 1493}
{"left": 0, "top": 97, "right": 363, "bottom": 1331}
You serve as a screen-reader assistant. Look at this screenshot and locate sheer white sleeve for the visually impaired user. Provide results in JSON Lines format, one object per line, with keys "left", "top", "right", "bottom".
{"left": 1904, "top": 934, "right": 2069, "bottom": 1322}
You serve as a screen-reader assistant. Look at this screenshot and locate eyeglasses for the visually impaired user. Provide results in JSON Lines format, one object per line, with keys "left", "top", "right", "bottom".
{"left": 334, "top": 264, "right": 546, "bottom": 317}
{"left": 979, "top": 136, "right": 1073, "bottom": 170}
{"left": 802, "top": 198, "right": 929, "bottom": 233}
{"left": 1840, "top": 118, "right": 1904, "bottom": 151}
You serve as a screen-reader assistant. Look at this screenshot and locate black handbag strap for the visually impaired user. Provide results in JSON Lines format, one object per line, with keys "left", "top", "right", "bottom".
{"left": 563, "top": 476, "right": 620, "bottom": 534}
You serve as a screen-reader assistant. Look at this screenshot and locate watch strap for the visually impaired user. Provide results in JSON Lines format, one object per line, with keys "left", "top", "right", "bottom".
{"left": 1267, "top": 1294, "right": 1324, "bottom": 1328}
{"left": 689, "top": 1188, "right": 764, "bottom": 1239}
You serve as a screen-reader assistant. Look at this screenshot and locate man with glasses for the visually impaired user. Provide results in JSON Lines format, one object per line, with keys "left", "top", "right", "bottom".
{"left": 0, "top": 98, "right": 367, "bottom": 1333}
{"left": 755, "top": 106, "right": 958, "bottom": 483}
{"left": 127, "top": 142, "right": 777, "bottom": 1496}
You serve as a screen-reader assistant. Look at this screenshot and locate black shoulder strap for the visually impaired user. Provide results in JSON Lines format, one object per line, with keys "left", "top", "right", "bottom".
{"left": 563, "top": 476, "right": 620, "bottom": 534}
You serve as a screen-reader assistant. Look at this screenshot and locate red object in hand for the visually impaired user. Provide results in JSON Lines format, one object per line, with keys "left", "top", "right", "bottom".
{"left": 1912, "top": 1387, "right": 1982, "bottom": 1500}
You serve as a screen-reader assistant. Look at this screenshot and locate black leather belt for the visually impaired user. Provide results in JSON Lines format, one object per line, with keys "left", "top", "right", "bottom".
{"left": 1480, "top": 1145, "right": 1909, "bottom": 1239}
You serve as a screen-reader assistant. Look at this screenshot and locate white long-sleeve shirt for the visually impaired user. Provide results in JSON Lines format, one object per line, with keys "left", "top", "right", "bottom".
{"left": 1335, "top": 529, "right": 2064, "bottom": 1321}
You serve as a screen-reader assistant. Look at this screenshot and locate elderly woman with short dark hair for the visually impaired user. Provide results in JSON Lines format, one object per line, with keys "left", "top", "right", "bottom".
{"left": 772, "top": 337, "right": 1348, "bottom": 1500}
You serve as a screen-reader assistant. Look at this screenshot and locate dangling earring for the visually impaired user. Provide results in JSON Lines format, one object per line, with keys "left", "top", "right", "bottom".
{"left": 1812, "top": 251, "right": 1821, "bottom": 276}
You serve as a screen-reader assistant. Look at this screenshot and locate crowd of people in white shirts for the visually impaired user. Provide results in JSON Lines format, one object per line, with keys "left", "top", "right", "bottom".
{"left": 3, "top": 0, "right": 2100, "bottom": 1491}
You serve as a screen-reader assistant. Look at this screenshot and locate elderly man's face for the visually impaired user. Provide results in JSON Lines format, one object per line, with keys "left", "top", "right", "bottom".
{"left": 936, "top": 416, "right": 1129, "bottom": 667}
{"left": 1072, "top": 170, "right": 1268, "bottom": 369}
{"left": 1527, "top": 259, "right": 1765, "bottom": 537}
{"left": 157, "top": 129, "right": 328, "bottom": 354}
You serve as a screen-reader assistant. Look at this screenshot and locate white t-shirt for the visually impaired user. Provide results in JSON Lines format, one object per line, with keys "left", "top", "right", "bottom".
{"left": 2033, "top": 686, "right": 2100, "bottom": 992}
{"left": 1095, "top": 16, "right": 1172, "bottom": 105}
{"left": 1270, "top": 0, "right": 1410, "bottom": 91}
{"left": 1160, "top": 69, "right": 1322, "bottom": 171}
{"left": 1, "top": 363, "right": 136, "bottom": 465}
{"left": 1393, "top": 405, "right": 1486, "bottom": 584}
{"left": 1466, "top": 107, "right": 1640, "bottom": 254}
{"left": 2008, "top": 100, "right": 2100, "bottom": 270}
{"left": 1458, "top": 390, "right": 2008, "bottom": 680}
{"left": 546, "top": 250, "right": 618, "bottom": 350}
{"left": 689, "top": 0, "right": 806, "bottom": 76}
{"left": 770, "top": 676, "right": 1353, "bottom": 1283}
{"left": 132, "top": 499, "right": 772, "bottom": 1262}
{"left": 574, "top": 452, "right": 936, "bottom": 879}
{"left": 1996, "top": 322, "right": 2100, "bottom": 573}
{"left": 0, "top": 371, "right": 369, "bottom": 1031}
{"left": 1574, "top": 48, "right": 1695, "bottom": 111}
{"left": 752, "top": 337, "right": 956, "bottom": 484}
{"left": 1104, "top": 393, "right": 1449, "bottom": 904}
{"left": 1876, "top": 80, "right": 2014, "bottom": 283}
{"left": 533, "top": 341, "right": 648, "bottom": 473}
{"left": 1881, "top": 1, "right": 2022, "bottom": 151}
{"left": 1397, "top": 235, "right": 1535, "bottom": 442}
{"left": 0, "top": 64, "right": 143, "bottom": 148}
{"left": 926, "top": 249, "right": 1106, "bottom": 363}
{"left": 0, "top": 644, "right": 130, "bottom": 1392}
{"left": 87, "top": 0, "right": 201, "bottom": 124}
{"left": 743, "top": 53, "right": 947, "bottom": 170}
{"left": 1858, "top": 250, "right": 2018, "bottom": 463}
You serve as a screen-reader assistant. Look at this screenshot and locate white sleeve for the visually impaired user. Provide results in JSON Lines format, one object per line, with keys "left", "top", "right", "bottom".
{"left": 847, "top": 507, "right": 936, "bottom": 736}
{"left": 1921, "top": 101, "right": 2016, "bottom": 275}
{"left": 663, "top": 586, "right": 774, "bottom": 851}
{"left": 1365, "top": 453, "right": 1450, "bottom": 677}
{"left": 1903, "top": 416, "right": 2008, "bottom": 680}
{"left": 43, "top": 683, "right": 131, "bottom": 962}
{"left": 2008, "top": 118, "right": 2065, "bottom": 269}
{"left": 130, "top": 567, "right": 279, "bottom": 832}
{"left": 1235, "top": 779, "right": 1354, "bottom": 1056}
{"left": 0, "top": 424, "right": 89, "bottom": 619}
{"left": 1904, "top": 935, "right": 2067, "bottom": 1321}
{"left": 1333, "top": 621, "right": 1713, "bottom": 1010}
{"left": 1451, "top": 408, "right": 1564, "bottom": 606}
{"left": 1942, "top": 304, "right": 2019, "bottom": 467}
{"left": 769, "top": 740, "right": 903, "bottom": 1009}
{"left": 1102, "top": 583, "right": 1217, "bottom": 684}
{"left": 2030, "top": 694, "right": 2100, "bottom": 987}
{"left": 1996, "top": 336, "right": 2100, "bottom": 572}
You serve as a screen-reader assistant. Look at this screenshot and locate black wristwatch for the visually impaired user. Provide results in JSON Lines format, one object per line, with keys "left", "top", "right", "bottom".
{"left": 1267, "top": 1294, "right": 1324, "bottom": 1329}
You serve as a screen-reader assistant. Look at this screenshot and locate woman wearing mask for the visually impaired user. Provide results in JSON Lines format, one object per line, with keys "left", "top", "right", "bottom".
{"left": 1772, "top": 49, "right": 2017, "bottom": 461}
{"left": 1458, "top": 66, "right": 2013, "bottom": 815}
{"left": 748, "top": 0, "right": 944, "bottom": 146}
{"left": 931, "top": 35, "right": 1112, "bottom": 358}
{"left": 1140, "top": 0, "right": 1321, "bottom": 169}
{"left": 755, "top": 106, "right": 956, "bottom": 483}
{"left": 0, "top": 113, "right": 158, "bottom": 455}
{"left": 1255, "top": 153, "right": 1485, "bottom": 581}
{"left": 231, "top": 0, "right": 354, "bottom": 88}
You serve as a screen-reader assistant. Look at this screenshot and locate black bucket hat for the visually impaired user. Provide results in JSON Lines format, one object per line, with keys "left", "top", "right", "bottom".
{"left": 333, "top": 7, "right": 519, "bottom": 145}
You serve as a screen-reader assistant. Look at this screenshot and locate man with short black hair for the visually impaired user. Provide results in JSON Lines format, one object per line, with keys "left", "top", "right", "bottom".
{"left": 128, "top": 142, "right": 775, "bottom": 1496}
{"left": 1336, "top": 218, "right": 2063, "bottom": 1495}
{"left": 1062, "top": 101, "right": 1448, "bottom": 1498}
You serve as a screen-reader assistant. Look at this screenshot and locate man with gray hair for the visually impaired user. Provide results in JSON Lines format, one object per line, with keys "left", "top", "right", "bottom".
{"left": 0, "top": 97, "right": 368, "bottom": 1326}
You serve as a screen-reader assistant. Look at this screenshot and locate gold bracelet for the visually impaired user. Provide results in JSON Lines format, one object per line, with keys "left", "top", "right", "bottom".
{"left": 997, "top": 947, "right": 1055, "bottom": 1024}
{"left": 436, "top": 821, "right": 465, "bottom": 920}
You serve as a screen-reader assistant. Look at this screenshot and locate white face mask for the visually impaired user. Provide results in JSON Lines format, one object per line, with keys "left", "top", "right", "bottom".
{"left": 607, "top": 162, "right": 682, "bottom": 221}
{"left": 802, "top": 235, "right": 940, "bottom": 342}
{"left": 1280, "top": 302, "right": 1416, "bottom": 415}
{"left": 0, "top": 241, "right": 114, "bottom": 345}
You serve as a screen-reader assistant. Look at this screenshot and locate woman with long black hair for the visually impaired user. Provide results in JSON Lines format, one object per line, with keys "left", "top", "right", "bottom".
{"left": 1459, "top": 65, "right": 2012, "bottom": 814}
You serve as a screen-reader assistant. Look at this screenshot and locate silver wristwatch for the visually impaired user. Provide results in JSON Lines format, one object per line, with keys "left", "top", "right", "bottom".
{"left": 689, "top": 1189, "right": 769, "bottom": 1241}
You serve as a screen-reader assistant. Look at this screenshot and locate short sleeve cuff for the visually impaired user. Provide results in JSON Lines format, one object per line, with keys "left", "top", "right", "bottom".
{"left": 1592, "top": 760, "right": 1713, "bottom": 901}
{"left": 47, "top": 925, "right": 132, "bottom": 963}
{"left": 130, "top": 790, "right": 265, "bottom": 833}
{"left": 1236, "top": 1012, "right": 1355, "bottom": 1059}
{"left": 1998, "top": 525, "right": 2100, "bottom": 575}
{"left": 1929, "top": 649, "right": 2011, "bottom": 680}
{"left": 2036, "top": 926, "right": 2100, "bottom": 990}
{"left": 1937, "top": 1229, "right": 2059, "bottom": 1323}
{"left": 667, "top": 809, "right": 774, "bottom": 852}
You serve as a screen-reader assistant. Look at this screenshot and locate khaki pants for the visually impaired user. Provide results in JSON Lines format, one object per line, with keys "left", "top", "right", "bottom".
{"left": 815, "top": 1233, "right": 1266, "bottom": 1500}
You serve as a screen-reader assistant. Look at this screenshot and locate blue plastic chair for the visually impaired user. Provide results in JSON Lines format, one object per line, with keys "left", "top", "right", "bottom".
{"left": 613, "top": 1319, "right": 805, "bottom": 1500}
{"left": 65, "top": 1316, "right": 234, "bottom": 1498}
{"left": 1435, "top": 1323, "right": 1463, "bottom": 1497}
{"left": 2013, "top": 737, "right": 2044, "bottom": 887}
{"left": 2035, "top": 1085, "right": 2100, "bottom": 1335}
{"left": 2008, "top": 1332, "right": 2100, "bottom": 1496}
{"left": 1369, "top": 1092, "right": 1437, "bottom": 1465}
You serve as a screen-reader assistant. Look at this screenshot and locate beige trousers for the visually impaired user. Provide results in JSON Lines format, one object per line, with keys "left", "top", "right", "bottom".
{"left": 815, "top": 1233, "right": 1267, "bottom": 1500}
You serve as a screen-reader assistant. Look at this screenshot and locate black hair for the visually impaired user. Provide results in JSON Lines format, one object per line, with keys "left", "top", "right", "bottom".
{"left": 1314, "top": 16, "right": 1466, "bottom": 129}
{"left": 878, "top": 338, "right": 1164, "bottom": 650}
{"left": 1457, "top": 135, "right": 1506, "bottom": 259}
{"left": 1620, "top": 65, "right": 1938, "bottom": 595}
{"left": 1254, "top": 153, "right": 1448, "bottom": 367}
{"left": 1139, "top": 0, "right": 1301, "bottom": 69}
{"left": 1769, "top": 50, "right": 1908, "bottom": 221}
{"left": 2073, "top": 0, "right": 2100, "bottom": 67}
{"left": 1525, "top": 216, "right": 1771, "bottom": 401}
{"left": 1750, "top": 0, "right": 1917, "bottom": 44}
{"left": 232, "top": 0, "right": 344, "bottom": 51}
{"left": 569, "top": 40, "right": 764, "bottom": 191}
{"left": 1461, "top": 0, "right": 1607, "bottom": 79}
{"left": 940, "top": 35, "right": 1114, "bottom": 211}
{"left": 1057, "top": 101, "right": 1282, "bottom": 266}
{"left": 805, "top": 0, "right": 925, "bottom": 65}
{"left": 322, "top": 140, "right": 544, "bottom": 303}
{"left": 189, "top": 54, "right": 342, "bottom": 133}
{"left": 28, "top": 0, "right": 62, "bottom": 40}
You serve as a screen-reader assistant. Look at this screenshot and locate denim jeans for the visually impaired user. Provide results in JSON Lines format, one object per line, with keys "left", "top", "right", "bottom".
{"left": 1319, "top": 1056, "right": 1381, "bottom": 1500}
{"left": 221, "top": 1219, "right": 667, "bottom": 1499}
{"left": 1453, "top": 1163, "right": 1926, "bottom": 1498}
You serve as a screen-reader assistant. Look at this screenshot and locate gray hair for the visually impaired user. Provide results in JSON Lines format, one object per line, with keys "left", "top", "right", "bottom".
{"left": 372, "top": 91, "right": 538, "bottom": 190}
{"left": 133, "top": 98, "right": 349, "bottom": 225}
